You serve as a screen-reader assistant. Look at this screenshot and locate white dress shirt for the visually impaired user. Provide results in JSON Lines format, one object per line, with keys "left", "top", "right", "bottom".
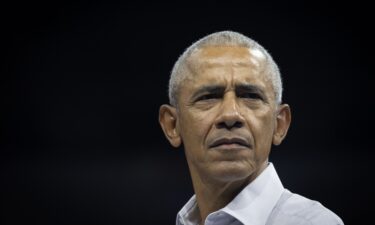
{"left": 176, "top": 163, "right": 344, "bottom": 225}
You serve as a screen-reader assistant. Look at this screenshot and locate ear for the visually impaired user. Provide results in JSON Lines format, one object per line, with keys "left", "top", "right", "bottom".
{"left": 272, "top": 104, "right": 292, "bottom": 146}
{"left": 159, "top": 104, "right": 182, "bottom": 148}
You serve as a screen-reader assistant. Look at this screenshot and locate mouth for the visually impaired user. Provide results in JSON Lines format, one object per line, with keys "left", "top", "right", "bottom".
{"left": 209, "top": 137, "right": 251, "bottom": 149}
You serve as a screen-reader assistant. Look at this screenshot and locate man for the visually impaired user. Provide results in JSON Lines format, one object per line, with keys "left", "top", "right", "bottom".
{"left": 159, "top": 31, "right": 343, "bottom": 225}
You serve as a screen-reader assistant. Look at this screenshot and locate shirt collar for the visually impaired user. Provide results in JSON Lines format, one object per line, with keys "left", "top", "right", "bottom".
{"left": 176, "top": 163, "right": 284, "bottom": 225}
{"left": 176, "top": 195, "right": 200, "bottom": 225}
{"left": 221, "top": 163, "right": 284, "bottom": 225}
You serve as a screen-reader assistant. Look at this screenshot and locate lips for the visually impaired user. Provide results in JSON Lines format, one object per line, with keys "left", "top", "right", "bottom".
{"left": 209, "top": 137, "right": 251, "bottom": 149}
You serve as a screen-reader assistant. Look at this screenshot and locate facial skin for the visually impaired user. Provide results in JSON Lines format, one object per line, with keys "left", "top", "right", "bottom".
{"left": 160, "top": 46, "right": 291, "bottom": 187}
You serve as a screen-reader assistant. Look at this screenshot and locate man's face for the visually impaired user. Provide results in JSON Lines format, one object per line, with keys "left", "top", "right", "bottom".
{"left": 175, "top": 46, "right": 280, "bottom": 183}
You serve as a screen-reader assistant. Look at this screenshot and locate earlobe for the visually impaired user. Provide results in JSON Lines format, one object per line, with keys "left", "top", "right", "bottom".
{"left": 273, "top": 104, "right": 292, "bottom": 146}
{"left": 159, "top": 104, "right": 182, "bottom": 148}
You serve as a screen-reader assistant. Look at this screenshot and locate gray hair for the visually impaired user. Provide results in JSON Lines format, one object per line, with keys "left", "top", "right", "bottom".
{"left": 168, "top": 31, "right": 282, "bottom": 106}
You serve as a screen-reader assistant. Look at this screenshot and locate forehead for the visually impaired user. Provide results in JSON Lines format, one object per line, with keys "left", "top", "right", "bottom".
{"left": 188, "top": 46, "right": 264, "bottom": 65}
{"left": 185, "top": 46, "right": 268, "bottom": 85}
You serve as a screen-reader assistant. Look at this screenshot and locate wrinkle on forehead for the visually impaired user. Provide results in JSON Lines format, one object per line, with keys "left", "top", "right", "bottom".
{"left": 186, "top": 46, "right": 266, "bottom": 75}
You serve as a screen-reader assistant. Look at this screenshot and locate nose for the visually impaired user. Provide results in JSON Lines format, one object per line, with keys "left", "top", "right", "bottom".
{"left": 215, "top": 92, "right": 245, "bottom": 130}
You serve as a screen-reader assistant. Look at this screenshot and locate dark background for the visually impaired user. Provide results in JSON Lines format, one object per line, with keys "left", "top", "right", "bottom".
{"left": 2, "top": 1, "right": 373, "bottom": 224}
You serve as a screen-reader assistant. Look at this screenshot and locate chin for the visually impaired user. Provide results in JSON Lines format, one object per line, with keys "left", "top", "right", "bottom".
{"left": 209, "top": 161, "right": 255, "bottom": 182}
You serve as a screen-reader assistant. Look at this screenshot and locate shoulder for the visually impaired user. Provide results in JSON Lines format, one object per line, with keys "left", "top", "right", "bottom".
{"left": 267, "top": 189, "right": 344, "bottom": 225}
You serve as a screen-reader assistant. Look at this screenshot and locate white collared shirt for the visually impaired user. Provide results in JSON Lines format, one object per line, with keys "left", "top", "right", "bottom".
{"left": 176, "top": 163, "right": 344, "bottom": 225}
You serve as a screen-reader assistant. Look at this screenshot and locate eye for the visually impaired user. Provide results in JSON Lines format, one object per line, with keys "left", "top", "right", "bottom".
{"left": 196, "top": 93, "right": 221, "bottom": 101}
{"left": 238, "top": 92, "right": 262, "bottom": 100}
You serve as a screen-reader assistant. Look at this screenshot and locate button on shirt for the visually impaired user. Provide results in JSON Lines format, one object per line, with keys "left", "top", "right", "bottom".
{"left": 176, "top": 163, "right": 344, "bottom": 225}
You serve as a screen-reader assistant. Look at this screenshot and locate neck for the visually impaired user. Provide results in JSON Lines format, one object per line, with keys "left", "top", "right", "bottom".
{"left": 189, "top": 162, "right": 268, "bottom": 224}
{"left": 195, "top": 178, "right": 249, "bottom": 223}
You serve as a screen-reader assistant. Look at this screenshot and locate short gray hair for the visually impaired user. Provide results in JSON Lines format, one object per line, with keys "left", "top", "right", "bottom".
{"left": 168, "top": 31, "right": 282, "bottom": 106}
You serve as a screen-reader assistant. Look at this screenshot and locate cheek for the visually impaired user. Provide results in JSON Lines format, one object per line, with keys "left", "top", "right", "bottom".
{"left": 179, "top": 112, "right": 213, "bottom": 163}
{"left": 179, "top": 110, "right": 212, "bottom": 141}
{"left": 246, "top": 109, "right": 276, "bottom": 145}
{"left": 183, "top": 108, "right": 214, "bottom": 128}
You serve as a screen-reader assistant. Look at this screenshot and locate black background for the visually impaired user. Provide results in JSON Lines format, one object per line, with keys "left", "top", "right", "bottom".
{"left": 2, "top": 1, "right": 373, "bottom": 224}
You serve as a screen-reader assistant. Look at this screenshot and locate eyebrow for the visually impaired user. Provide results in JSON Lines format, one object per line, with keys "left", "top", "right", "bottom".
{"left": 236, "top": 84, "right": 268, "bottom": 102}
{"left": 236, "top": 84, "right": 265, "bottom": 95}
{"left": 191, "top": 83, "right": 268, "bottom": 101}
{"left": 191, "top": 85, "right": 225, "bottom": 100}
